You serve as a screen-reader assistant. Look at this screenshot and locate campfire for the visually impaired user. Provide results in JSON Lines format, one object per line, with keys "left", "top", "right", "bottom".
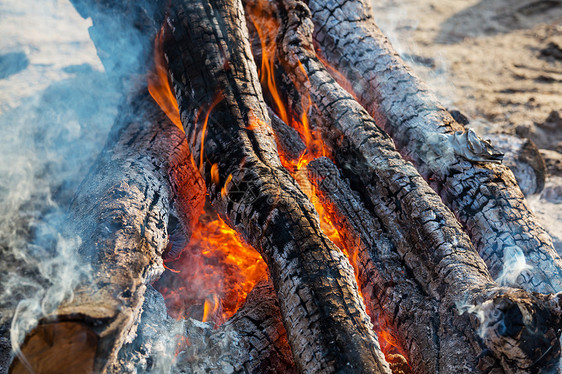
{"left": 7, "top": 0, "right": 562, "bottom": 373}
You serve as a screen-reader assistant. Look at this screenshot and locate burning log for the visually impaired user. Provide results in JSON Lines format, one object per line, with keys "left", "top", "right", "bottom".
{"left": 269, "top": 108, "right": 307, "bottom": 166}
{"left": 244, "top": 0, "right": 562, "bottom": 371}
{"left": 306, "top": 0, "right": 562, "bottom": 294}
{"left": 10, "top": 90, "right": 205, "bottom": 374}
{"left": 175, "top": 279, "right": 296, "bottom": 373}
{"left": 306, "top": 157, "right": 441, "bottom": 373}
{"left": 162, "top": 0, "right": 391, "bottom": 372}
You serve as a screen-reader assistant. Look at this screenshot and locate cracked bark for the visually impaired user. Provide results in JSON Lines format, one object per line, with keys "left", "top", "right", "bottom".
{"left": 306, "top": 0, "right": 562, "bottom": 294}
{"left": 307, "top": 157, "right": 441, "bottom": 374}
{"left": 163, "top": 0, "right": 390, "bottom": 372}
{"left": 10, "top": 90, "right": 205, "bottom": 374}
{"left": 175, "top": 279, "right": 296, "bottom": 374}
{"left": 243, "top": 0, "right": 562, "bottom": 372}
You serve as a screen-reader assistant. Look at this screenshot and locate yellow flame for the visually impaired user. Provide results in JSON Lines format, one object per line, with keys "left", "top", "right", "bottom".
{"left": 221, "top": 174, "right": 233, "bottom": 198}
{"left": 211, "top": 163, "right": 220, "bottom": 184}
{"left": 199, "top": 93, "right": 224, "bottom": 171}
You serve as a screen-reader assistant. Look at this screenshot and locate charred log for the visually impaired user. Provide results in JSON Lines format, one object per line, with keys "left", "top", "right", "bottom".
{"left": 163, "top": 0, "right": 391, "bottom": 372}
{"left": 244, "top": 0, "right": 562, "bottom": 372}
{"left": 269, "top": 108, "right": 307, "bottom": 166}
{"left": 10, "top": 90, "right": 205, "bottom": 374}
{"left": 175, "top": 279, "right": 296, "bottom": 374}
{"left": 306, "top": 0, "right": 562, "bottom": 294}
{"left": 307, "top": 157, "right": 441, "bottom": 373}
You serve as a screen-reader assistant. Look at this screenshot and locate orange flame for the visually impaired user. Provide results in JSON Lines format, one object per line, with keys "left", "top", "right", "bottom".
{"left": 248, "top": 1, "right": 340, "bottom": 247}
{"left": 202, "top": 294, "right": 220, "bottom": 323}
{"left": 197, "top": 92, "right": 224, "bottom": 171}
{"left": 156, "top": 212, "right": 267, "bottom": 324}
{"left": 148, "top": 28, "right": 183, "bottom": 131}
{"left": 211, "top": 163, "right": 220, "bottom": 184}
{"left": 251, "top": 9, "right": 289, "bottom": 125}
{"left": 149, "top": 29, "right": 267, "bottom": 325}
{"left": 221, "top": 174, "right": 233, "bottom": 198}
{"left": 248, "top": 0, "right": 403, "bottom": 362}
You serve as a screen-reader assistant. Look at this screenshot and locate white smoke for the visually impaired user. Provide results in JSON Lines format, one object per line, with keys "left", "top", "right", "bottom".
{"left": 495, "top": 245, "right": 533, "bottom": 287}
{"left": 0, "top": 0, "right": 119, "bottom": 363}
{"left": 370, "top": 0, "right": 458, "bottom": 109}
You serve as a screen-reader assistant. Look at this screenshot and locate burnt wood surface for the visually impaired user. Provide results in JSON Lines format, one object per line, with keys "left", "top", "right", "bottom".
{"left": 307, "top": 157, "right": 449, "bottom": 374}
{"left": 269, "top": 108, "right": 307, "bottom": 166}
{"left": 243, "top": 0, "right": 562, "bottom": 371}
{"left": 175, "top": 279, "right": 296, "bottom": 374}
{"left": 163, "top": 0, "right": 391, "bottom": 372}
{"left": 10, "top": 90, "right": 205, "bottom": 374}
{"left": 306, "top": 0, "right": 562, "bottom": 294}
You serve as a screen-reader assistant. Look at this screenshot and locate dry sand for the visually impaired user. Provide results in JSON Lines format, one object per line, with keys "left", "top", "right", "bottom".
{"left": 373, "top": 0, "right": 562, "bottom": 249}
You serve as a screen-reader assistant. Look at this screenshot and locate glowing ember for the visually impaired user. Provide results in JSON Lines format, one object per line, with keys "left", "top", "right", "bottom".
{"left": 149, "top": 31, "right": 267, "bottom": 325}
{"left": 248, "top": 0, "right": 401, "bottom": 359}
{"left": 156, "top": 211, "right": 267, "bottom": 324}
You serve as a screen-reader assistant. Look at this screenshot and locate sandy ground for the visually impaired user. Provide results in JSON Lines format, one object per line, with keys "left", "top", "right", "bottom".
{"left": 373, "top": 0, "right": 562, "bottom": 249}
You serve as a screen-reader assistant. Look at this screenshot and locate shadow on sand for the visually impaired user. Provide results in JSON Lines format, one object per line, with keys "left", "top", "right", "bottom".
{"left": 435, "top": 0, "right": 562, "bottom": 44}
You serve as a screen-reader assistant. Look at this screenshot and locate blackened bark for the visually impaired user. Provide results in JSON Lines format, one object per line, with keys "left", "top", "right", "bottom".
{"left": 269, "top": 108, "right": 307, "bottom": 166}
{"left": 175, "top": 279, "right": 296, "bottom": 374}
{"left": 243, "top": 0, "right": 562, "bottom": 372}
{"left": 164, "top": 0, "right": 391, "bottom": 372}
{"left": 307, "top": 157, "right": 454, "bottom": 374}
{"left": 306, "top": 0, "right": 562, "bottom": 294}
{"left": 10, "top": 90, "right": 205, "bottom": 374}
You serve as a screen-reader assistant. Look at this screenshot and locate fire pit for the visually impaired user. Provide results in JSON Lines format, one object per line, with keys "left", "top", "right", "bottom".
{"left": 3, "top": 0, "right": 562, "bottom": 373}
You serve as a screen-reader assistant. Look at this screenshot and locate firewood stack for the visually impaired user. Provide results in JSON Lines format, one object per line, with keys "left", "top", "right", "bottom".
{"left": 9, "top": 0, "right": 562, "bottom": 373}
